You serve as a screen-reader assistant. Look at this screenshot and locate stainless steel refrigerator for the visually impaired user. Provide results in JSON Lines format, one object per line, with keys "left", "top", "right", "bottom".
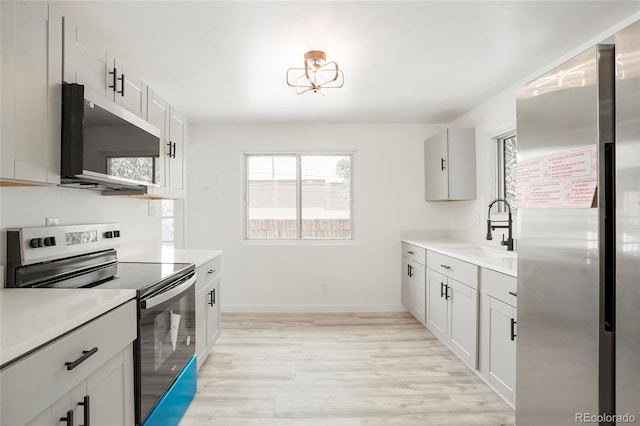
{"left": 515, "top": 19, "right": 640, "bottom": 425}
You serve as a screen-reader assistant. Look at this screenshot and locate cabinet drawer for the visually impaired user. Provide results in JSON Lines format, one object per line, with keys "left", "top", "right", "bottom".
{"left": 401, "top": 242, "right": 426, "bottom": 265}
{"left": 481, "top": 268, "right": 517, "bottom": 307}
{"left": 196, "top": 256, "right": 221, "bottom": 292}
{"left": 427, "top": 251, "right": 478, "bottom": 288}
{"left": 0, "top": 300, "right": 136, "bottom": 425}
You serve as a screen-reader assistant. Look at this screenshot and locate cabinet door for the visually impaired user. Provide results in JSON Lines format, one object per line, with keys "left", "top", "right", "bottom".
{"left": 426, "top": 268, "right": 447, "bottom": 341}
{"left": 410, "top": 261, "right": 426, "bottom": 325}
{"left": 169, "top": 109, "right": 185, "bottom": 198}
{"left": 447, "top": 279, "right": 478, "bottom": 368}
{"left": 207, "top": 276, "right": 221, "bottom": 349}
{"left": 85, "top": 347, "right": 134, "bottom": 426}
{"left": 1, "top": 1, "right": 61, "bottom": 184}
{"left": 147, "top": 89, "right": 170, "bottom": 196}
{"left": 114, "top": 59, "right": 147, "bottom": 118}
{"left": 487, "top": 297, "right": 516, "bottom": 402}
{"left": 63, "top": 16, "right": 111, "bottom": 99}
{"left": 401, "top": 257, "right": 413, "bottom": 309}
{"left": 424, "top": 130, "right": 448, "bottom": 201}
{"left": 195, "top": 285, "right": 209, "bottom": 370}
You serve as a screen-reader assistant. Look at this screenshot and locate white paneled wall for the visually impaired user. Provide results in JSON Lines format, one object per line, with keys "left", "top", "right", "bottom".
{"left": 185, "top": 123, "right": 448, "bottom": 312}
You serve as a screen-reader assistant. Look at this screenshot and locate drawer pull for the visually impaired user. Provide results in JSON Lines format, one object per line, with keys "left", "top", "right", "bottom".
{"left": 208, "top": 269, "right": 216, "bottom": 275}
{"left": 508, "top": 291, "right": 518, "bottom": 297}
{"left": 60, "top": 410, "right": 73, "bottom": 426}
{"left": 510, "top": 318, "right": 517, "bottom": 341}
{"left": 440, "top": 264, "right": 451, "bottom": 270}
{"left": 65, "top": 347, "right": 98, "bottom": 371}
{"left": 407, "top": 251, "right": 415, "bottom": 255}
{"left": 78, "top": 395, "right": 90, "bottom": 426}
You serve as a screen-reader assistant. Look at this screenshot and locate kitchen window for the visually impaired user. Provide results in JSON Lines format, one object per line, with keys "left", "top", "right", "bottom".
{"left": 161, "top": 199, "right": 175, "bottom": 246}
{"left": 245, "top": 153, "right": 353, "bottom": 240}
{"left": 496, "top": 133, "right": 517, "bottom": 211}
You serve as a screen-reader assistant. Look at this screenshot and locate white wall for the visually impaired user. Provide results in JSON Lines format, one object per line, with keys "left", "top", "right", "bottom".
{"left": 438, "top": 11, "right": 640, "bottom": 243}
{"left": 185, "top": 123, "right": 448, "bottom": 312}
{"left": 0, "top": 186, "right": 161, "bottom": 269}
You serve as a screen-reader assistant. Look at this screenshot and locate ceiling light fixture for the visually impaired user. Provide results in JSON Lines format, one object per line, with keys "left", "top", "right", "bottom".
{"left": 286, "top": 50, "right": 344, "bottom": 95}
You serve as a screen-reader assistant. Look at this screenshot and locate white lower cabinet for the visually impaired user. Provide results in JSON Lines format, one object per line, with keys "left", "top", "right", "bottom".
{"left": 195, "top": 256, "right": 222, "bottom": 370}
{"left": 400, "top": 243, "right": 427, "bottom": 325}
{"left": 410, "top": 261, "right": 426, "bottom": 324}
{"left": 426, "top": 266, "right": 478, "bottom": 369}
{"left": 479, "top": 268, "right": 517, "bottom": 406}
{"left": 1, "top": 300, "right": 136, "bottom": 426}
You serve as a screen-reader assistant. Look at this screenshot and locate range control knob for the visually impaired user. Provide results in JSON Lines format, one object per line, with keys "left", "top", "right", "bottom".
{"left": 44, "top": 237, "right": 57, "bottom": 247}
{"left": 104, "top": 231, "right": 114, "bottom": 239}
{"left": 29, "top": 238, "right": 44, "bottom": 248}
{"left": 114, "top": 230, "right": 120, "bottom": 238}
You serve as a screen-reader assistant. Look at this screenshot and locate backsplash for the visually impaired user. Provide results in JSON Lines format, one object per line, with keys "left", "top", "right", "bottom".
{"left": 0, "top": 186, "right": 161, "bottom": 266}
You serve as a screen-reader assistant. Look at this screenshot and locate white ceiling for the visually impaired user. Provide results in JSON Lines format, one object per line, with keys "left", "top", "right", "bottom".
{"left": 56, "top": 1, "right": 640, "bottom": 124}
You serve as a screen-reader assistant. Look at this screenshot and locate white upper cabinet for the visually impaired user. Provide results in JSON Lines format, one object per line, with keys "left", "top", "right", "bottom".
{"left": 169, "top": 109, "right": 186, "bottom": 198}
{"left": 63, "top": 17, "right": 147, "bottom": 119}
{"left": 424, "top": 128, "right": 476, "bottom": 201}
{"left": 113, "top": 58, "right": 147, "bottom": 119}
{"left": 62, "top": 16, "right": 110, "bottom": 99}
{"left": 1, "top": 1, "right": 61, "bottom": 184}
{"left": 146, "top": 89, "right": 170, "bottom": 197}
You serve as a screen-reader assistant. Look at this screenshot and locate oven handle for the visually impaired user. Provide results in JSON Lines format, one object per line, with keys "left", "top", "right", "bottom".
{"left": 141, "top": 274, "right": 196, "bottom": 310}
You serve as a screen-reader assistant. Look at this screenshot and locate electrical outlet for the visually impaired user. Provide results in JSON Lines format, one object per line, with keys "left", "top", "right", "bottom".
{"left": 45, "top": 217, "right": 59, "bottom": 226}
{"left": 321, "top": 283, "right": 329, "bottom": 293}
{"left": 148, "top": 201, "right": 160, "bottom": 217}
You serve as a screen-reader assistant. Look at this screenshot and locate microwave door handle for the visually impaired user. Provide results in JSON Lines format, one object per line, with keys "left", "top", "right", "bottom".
{"left": 142, "top": 275, "right": 196, "bottom": 310}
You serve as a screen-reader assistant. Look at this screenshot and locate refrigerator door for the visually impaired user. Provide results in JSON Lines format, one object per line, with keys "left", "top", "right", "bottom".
{"left": 515, "top": 45, "right": 614, "bottom": 425}
{"left": 616, "top": 19, "right": 640, "bottom": 422}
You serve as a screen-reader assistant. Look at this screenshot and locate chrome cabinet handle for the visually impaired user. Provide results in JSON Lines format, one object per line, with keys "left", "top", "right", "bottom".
{"left": 440, "top": 264, "right": 451, "bottom": 270}
{"left": 511, "top": 318, "right": 517, "bottom": 341}
{"left": 208, "top": 269, "right": 216, "bottom": 275}
{"left": 508, "top": 291, "right": 517, "bottom": 297}
{"left": 407, "top": 251, "right": 415, "bottom": 255}
{"left": 65, "top": 347, "right": 98, "bottom": 371}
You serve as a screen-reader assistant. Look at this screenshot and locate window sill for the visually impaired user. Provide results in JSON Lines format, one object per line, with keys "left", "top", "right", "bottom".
{"left": 243, "top": 238, "right": 357, "bottom": 246}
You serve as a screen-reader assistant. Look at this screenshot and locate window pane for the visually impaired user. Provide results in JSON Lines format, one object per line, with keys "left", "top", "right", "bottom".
{"left": 108, "top": 157, "right": 154, "bottom": 183}
{"left": 301, "top": 155, "right": 351, "bottom": 239}
{"left": 162, "top": 218, "right": 174, "bottom": 242}
{"left": 161, "top": 199, "right": 174, "bottom": 217}
{"left": 247, "top": 156, "right": 297, "bottom": 238}
{"left": 503, "top": 136, "right": 518, "bottom": 208}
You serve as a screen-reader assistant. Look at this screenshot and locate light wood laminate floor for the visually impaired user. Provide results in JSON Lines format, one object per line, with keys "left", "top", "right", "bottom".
{"left": 180, "top": 313, "right": 515, "bottom": 426}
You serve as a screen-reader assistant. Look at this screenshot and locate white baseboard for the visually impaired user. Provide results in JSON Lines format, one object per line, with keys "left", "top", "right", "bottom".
{"left": 222, "top": 304, "right": 408, "bottom": 313}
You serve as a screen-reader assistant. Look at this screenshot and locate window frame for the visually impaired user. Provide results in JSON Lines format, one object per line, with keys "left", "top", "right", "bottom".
{"left": 494, "top": 131, "right": 517, "bottom": 214}
{"left": 161, "top": 199, "right": 175, "bottom": 247}
{"left": 243, "top": 151, "right": 355, "bottom": 242}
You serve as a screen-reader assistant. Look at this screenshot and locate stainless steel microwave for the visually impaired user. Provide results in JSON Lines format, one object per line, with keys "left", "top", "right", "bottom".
{"left": 61, "top": 83, "right": 161, "bottom": 194}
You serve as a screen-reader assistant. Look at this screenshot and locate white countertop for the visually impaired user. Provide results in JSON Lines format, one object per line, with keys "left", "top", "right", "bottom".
{"left": 0, "top": 288, "right": 136, "bottom": 368}
{"left": 121, "top": 248, "right": 221, "bottom": 268}
{"left": 402, "top": 239, "right": 517, "bottom": 277}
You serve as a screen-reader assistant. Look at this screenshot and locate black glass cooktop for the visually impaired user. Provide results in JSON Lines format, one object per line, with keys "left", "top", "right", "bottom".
{"left": 98, "top": 262, "right": 195, "bottom": 297}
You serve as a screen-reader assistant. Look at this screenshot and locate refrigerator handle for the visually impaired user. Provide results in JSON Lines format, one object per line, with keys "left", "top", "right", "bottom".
{"left": 603, "top": 142, "right": 616, "bottom": 332}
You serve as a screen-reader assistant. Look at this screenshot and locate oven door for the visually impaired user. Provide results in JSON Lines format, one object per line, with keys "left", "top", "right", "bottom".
{"left": 138, "top": 272, "right": 196, "bottom": 424}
